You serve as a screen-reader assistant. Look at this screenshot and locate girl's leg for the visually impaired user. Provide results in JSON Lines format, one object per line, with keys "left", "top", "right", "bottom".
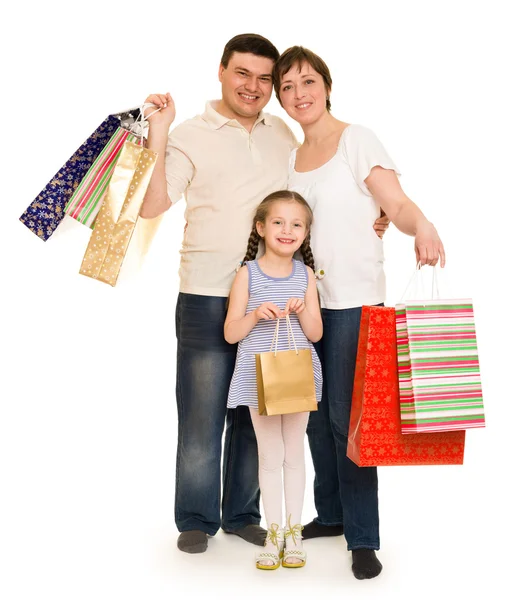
{"left": 249, "top": 408, "right": 285, "bottom": 566}
{"left": 282, "top": 411, "right": 310, "bottom": 565}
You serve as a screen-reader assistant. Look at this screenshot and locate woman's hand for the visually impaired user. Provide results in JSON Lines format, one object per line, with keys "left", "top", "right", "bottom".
{"left": 415, "top": 221, "right": 446, "bottom": 267}
{"left": 254, "top": 302, "right": 283, "bottom": 321}
{"left": 284, "top": 297, "right": 306, "bottom": 315}
{"left": 144, "top": 93, "right": 176, "bottom": 129}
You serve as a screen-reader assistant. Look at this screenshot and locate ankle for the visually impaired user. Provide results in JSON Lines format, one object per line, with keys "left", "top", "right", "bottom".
{"left": 265, "top": 524, "right": 284, "bottom": 550}
{"left": 284, "top": 521, "right": 304, "bottom": 548}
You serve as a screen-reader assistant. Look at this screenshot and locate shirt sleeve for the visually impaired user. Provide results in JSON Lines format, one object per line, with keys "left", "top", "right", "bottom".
{"left": 164, "top": 130, "right": 194, "bottom": 205}
{"left": 270, "top": 115, "right": 300, "bottom": 151}
{"left": 343, "top": 125, "right": 400, "bottom": 196}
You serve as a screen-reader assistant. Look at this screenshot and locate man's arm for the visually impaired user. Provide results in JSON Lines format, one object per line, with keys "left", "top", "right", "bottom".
{"left": 139, "top": 93, "right": 177, "bottom": 219}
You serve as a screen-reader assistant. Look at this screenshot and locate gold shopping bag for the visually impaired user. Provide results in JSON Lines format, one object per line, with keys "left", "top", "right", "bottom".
{"left": 79, "top": 140, "right": 158, "bottom": 286}
{"left": 256, "top": 315, "right": 318, "bottom": 416}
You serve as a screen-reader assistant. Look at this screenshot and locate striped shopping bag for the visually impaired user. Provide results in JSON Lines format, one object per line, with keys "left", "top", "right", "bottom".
{"left": 65, "top": 127, "right": 142, "bottom": 227}
{"left": 395, "top": 298, "right": 485, "bottom": 434}
{"left": 19, "top": 115, "right": 120, "bottom": 240}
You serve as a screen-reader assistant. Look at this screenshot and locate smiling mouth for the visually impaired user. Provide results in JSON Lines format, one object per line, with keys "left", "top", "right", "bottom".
{"left": 277, "top": 238, "right": 295, "bottom": 244}
{"left": 295, "top": 103, "right": 312, "bottom": 110}
{"left": 239, "top": 93, "right": 259, "bottom": 102}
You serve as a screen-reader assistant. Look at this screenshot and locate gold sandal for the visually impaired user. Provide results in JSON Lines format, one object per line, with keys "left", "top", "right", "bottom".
{"left": 255, "top": 524, "right": 284, "bottom": 570}
{"left": 282, "top": 518, "right": 306, "bottom": 568}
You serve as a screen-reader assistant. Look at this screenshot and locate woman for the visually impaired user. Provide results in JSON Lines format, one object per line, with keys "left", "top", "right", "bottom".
{"left": 274, "top": 46, "right": 445, "bottom": 580}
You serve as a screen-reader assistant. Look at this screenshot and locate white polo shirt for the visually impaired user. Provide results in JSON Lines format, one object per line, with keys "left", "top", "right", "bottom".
{"left": 165, "top": 101, "right": 298, "bottom": 297}
{"left": 288, "top": 125, "right": 400, "bottom": 310}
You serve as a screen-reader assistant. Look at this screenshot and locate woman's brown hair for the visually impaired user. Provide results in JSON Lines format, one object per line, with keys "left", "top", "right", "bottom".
{"left": 273, "top": 46, "right": 333, "bottom": 112}
{"left": 242, "top": 190, "right": 316, "bottom": 271}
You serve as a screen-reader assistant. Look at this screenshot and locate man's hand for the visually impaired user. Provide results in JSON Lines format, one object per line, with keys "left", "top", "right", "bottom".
{"left": 373, "top": 209, "right": 390, "bottom": 239}
{"left": 144, "top": 93, "right": 176, "bottom": 129}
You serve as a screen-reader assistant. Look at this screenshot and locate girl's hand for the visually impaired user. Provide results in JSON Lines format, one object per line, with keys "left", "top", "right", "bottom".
{"left": 254, "top": 302, "right": 283, "bottom": 321}
{"left": 285, "top": 297, "right": 306, "bottom": 315}
{"left": 144, "top": 93, "right": 176, "bottom": 129}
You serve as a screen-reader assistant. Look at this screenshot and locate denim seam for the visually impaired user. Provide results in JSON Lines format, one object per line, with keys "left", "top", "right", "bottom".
{"left": 221, "top": 407, "right": 236, "bottom": 523}
{"left": 174, "top": 302, "right": 184, "bottom": 523}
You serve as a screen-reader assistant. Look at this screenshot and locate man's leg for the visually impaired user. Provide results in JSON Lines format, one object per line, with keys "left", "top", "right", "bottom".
{"left": 222, "top": 405, "right": 265, "bottom": 544}
{"left": 303, "top": 337, "right": 344, "bottom": 539}
{"left": 322, "top": 307, "right": 382, "bottom": 579}
{"left": 174, "top": 293, "right": 237, "bottom": 553}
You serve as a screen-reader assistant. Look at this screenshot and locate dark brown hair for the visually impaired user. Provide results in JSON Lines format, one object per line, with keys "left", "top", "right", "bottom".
{"left": 242, "top": 190, "right": 315, "bottom": 271}
{"left": 220, "top": 34, "right": 279, "bottom": 68}
{"left": 273, "top": 46, "right": 333, "bottom": 112}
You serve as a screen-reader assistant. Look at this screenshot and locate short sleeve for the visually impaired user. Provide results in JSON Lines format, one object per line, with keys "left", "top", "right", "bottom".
{"left": 268, "top": 114, "right": 300, "bottom": 151}
{"left": 164, "top": 128, "right": 195, "bottom": 205}
{"left": 343, "top": 125, "right": 400, "bottom": 196}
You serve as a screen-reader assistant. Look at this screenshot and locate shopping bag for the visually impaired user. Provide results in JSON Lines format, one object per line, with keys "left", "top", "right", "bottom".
{"left": 395, "top": 267, "right": 485, "bottom": 434}
{"left": 64, "top": 126, "right": 142, "bottom": 227}
{"left": 347, "top": 305, "right": 465, "bottom": 466}
{"left": 256, "top": 315, "right": 318, "bottom": 416}
{"left": 79, "top": 139, "right": 158, "bottom": 286}
{"left": 19, "top": 108, "right": 141, "bottom": 241}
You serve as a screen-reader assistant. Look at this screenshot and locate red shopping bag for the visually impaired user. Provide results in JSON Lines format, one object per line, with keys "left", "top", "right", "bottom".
{"left": 347, "top": 306, "right": 465, "bottom": 466}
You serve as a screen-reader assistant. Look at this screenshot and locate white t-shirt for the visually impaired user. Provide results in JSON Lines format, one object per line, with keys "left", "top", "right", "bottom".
{"left": 288, "top": 124, "right": 399, "bottom": 310}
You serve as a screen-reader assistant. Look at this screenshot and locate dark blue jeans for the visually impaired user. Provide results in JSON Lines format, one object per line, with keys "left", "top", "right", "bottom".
{"left": 174, "top": 293, "right": 261, "bottom": 535}
{"left": 309, "top": 306, "right": 380, "bottom": 550}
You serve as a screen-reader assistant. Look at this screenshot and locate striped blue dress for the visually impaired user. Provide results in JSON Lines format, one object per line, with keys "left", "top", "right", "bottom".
{"left": 227, "top": 259, "right": 323, "bottom": 409}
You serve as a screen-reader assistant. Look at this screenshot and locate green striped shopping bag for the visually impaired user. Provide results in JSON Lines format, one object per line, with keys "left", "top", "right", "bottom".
{"left": 395, "top": 277, "right": 485, "bottom": 434}
{"left": 64, "top": 125, "right": 142, "bottom": 227}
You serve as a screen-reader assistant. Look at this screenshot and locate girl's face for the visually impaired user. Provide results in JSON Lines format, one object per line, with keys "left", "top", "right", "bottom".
{"left": 278, "top": 61, "right": 329, "bottom": 126}
{"left": 256, "top": 200, "right": 309, "bottom": 258}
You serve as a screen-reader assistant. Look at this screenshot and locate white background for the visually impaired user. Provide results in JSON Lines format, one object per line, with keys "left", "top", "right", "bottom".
{"left": 1, "top": 1, "right": 511, "bottom": 598}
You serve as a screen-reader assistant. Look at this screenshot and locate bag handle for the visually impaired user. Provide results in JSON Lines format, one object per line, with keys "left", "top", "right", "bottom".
{"left": 269, "top": 315, "right": 299, "bottom": 356}
{"left": 400, "top": 261, "right": 440, "bottom": 302}
{"left": 129, "top": 103, "right": 161, "bottom": 144}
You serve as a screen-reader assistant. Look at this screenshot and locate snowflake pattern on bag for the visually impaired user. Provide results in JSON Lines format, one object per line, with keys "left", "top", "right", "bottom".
{"left": 19, "top": 115, "right": 120, "bottom": 241}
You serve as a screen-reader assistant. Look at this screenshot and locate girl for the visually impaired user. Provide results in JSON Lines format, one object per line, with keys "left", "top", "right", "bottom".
{"left": 224, "top": 190, "right": 323, "bottom": 570}
{"left": 273, "top": 46, "right": 446, "bottom": 580}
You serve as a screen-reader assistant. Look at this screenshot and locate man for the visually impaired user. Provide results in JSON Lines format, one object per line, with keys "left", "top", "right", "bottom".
{"left": 140, "top": 33, "right": 388, "bottom": 554}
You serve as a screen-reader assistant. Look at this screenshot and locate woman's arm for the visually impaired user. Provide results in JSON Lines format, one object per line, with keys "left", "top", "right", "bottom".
{"left": 365, "top": 166, "right": 446, "bottom": 267}
{"left": 286, "top": 267, "right": 323, "bottom": 343}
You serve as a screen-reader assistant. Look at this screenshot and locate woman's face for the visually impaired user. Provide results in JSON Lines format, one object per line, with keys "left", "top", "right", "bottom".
{"left": 278, "top": 61, "right": 329, "bottom": 126}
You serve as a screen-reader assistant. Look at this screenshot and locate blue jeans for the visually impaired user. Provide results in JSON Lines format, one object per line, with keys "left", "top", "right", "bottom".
{"left": 309, "top": 306, "right": 380, "bottom": 550}
{"left": 174, "top": 293, "right": 261, "bottom": 535}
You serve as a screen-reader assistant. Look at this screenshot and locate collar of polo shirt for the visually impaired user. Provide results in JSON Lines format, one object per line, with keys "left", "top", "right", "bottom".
{"left": 202, "top": 101, "right": 272, "bottom": 130}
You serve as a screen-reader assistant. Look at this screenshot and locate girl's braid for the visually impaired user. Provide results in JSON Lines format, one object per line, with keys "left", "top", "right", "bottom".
{"left": 242, "top": 226, "right": 261, "bottom": 264}
{"left": 300, "top": 233, "right": 316, "bottom": 272}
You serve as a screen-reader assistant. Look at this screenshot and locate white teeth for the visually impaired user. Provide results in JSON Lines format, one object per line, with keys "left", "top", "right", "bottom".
{"left": 240, "top": 94, "right": 257, "bottom": 100}
{"left": 297, "top": 103, "right": 310, "bottom": 109}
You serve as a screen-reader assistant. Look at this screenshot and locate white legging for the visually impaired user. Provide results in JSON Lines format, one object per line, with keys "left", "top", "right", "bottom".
{"left": 249, "top": 408, "right": 310, "bottom": 528}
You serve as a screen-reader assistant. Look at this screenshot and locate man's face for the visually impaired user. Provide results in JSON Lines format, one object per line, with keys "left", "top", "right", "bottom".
{"left": 218, "top": 52, "right": 274, "bottom": 119}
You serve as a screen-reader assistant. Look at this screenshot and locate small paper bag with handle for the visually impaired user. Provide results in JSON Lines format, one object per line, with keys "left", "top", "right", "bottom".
{"left": 256, "top": 315, "right": 318, "bottom": 416}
